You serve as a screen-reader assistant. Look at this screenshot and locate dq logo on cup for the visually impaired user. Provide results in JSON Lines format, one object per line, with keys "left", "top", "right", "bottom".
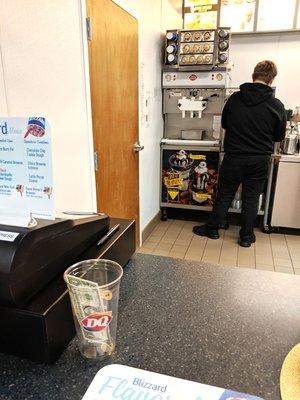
{"left": 82, "top": 312, "right": 113, "bottom": 332}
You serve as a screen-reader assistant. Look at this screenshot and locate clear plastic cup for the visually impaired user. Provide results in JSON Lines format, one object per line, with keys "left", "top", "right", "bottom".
{"left": 64, "top": 259, "right": 123, "bottom": 360}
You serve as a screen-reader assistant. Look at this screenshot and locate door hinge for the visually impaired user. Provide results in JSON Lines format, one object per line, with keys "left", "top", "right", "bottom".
{"left": 86, "top": 17, "right": 92, "bottom": 41}
{"left": 94, "top": 151, "right": 99, "bottom": 171}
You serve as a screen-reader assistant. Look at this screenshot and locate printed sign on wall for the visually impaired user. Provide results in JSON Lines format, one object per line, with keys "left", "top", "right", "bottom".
{"left": 0, "top": 117, "right": 54, "bottom": 220}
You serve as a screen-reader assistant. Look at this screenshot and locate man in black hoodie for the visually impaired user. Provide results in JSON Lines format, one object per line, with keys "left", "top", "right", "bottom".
{"left": 193, "top": 60, "right": 286, "bottom": 247}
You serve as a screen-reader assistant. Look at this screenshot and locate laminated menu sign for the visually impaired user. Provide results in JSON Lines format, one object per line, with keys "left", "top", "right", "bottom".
{"left": 82, "top": 364, "right": 264, "bottom": 400}
{"left": 0, "top": 117, "right": 54, "bottom": 220}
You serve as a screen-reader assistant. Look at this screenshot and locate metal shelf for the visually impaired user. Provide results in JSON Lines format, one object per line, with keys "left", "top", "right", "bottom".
{"left": 161, "top": 203, "right": 213, "bottom": 211}
{"left": 229, "top": 208, "right": 265, "bottom": 216}
{"left": 161, "top": 203, "right": 265, "bottom": 215}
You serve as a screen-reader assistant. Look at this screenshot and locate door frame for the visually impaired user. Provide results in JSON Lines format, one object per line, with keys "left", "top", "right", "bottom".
{"left": 78, "top": 0, "right": 140, "bottom": 230}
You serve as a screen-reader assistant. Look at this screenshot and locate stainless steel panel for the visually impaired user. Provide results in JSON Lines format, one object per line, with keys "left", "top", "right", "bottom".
{"left": 161, "top": 144, "right": 220, "bottom": 152}
{"left": 163, "top": 88, "right": 225, "bottom": 115}
{"left": 162, "top": 71, "right": 229, "bottom": 88}
{"left": 271, "top": 161, "right": 300, "bottom": 228}
{"left": 164, "top": 114, "right": 221, "bottom": 141}
{"left": 161, "top": 202, "right": 213, "bottom": 211}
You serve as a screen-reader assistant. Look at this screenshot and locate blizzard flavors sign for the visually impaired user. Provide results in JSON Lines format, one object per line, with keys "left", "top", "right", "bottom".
{"left": 82, "top": 365, "right": 265, "bottom": 400}
{"left": 0, "top": 117, "right": 54, "bottom": 220}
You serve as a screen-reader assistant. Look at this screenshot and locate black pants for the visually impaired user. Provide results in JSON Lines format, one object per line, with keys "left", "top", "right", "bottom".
{"left": 208, "top": 154, "right": 270, "bottom": 240}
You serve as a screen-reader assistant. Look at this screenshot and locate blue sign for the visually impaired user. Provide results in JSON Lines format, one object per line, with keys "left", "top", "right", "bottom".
{"left": 0, "top": 117, "right": 54, "bottom": 220}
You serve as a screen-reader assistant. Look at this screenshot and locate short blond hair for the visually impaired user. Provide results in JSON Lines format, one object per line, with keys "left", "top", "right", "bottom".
{"left": 252, "top": 60, "right": 277, "bottom": 84}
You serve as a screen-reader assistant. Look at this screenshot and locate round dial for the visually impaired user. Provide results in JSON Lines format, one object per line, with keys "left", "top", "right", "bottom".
{"left": 183, "top": 32, "right": 192, "bottom": 42}
{"left": 167, "top": 54, "right": 175, "bottom": 63}
{"left": 203, "top": 44, "right": 211, "bottom": 52}
{"left": 194, "top": 44, "right": 201, "bottom": 53}
{"left": 166, "top": 45, "right": 176, "bottom": 54}
{"left": 218, "top": 41, "right": 229, "bottom": 51}
{"left": 183, "top": 45, "right": 190, "bottom": 53}
{"left": 216, "top": 73, "right": 223, "bottom": 81}
{"left": 204, "top": 55, "right": 212, "bottom": 63}
{"left": 181, "top": 56, "right": 188, "bottom": 63}
{"left": 166, "top": 32, "right": 177, "bottom": 41}
{"left": 189, "top": 55, "right": 196, "bottom": 63}
{"left": 219, "top": 29, "right": 229, "bottom": 39}
{"left": 218, "top": 53, "right": 228, "bottom": 63}
{"left": 197, "top": 55, "right": 203, "bottom": 64}
{"left": 204, "top": 31, "right": 212, "bottom": 40}
{"left": 194, "top": 32, "right": 202, "bottom": 41}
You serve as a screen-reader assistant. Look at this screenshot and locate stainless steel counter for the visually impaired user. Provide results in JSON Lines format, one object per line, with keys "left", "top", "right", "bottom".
{"left": 278, "top": 153, "right": 300, "bottom": 163}
{"left": 264, "top": 153, "right": 300, "bottom": 230}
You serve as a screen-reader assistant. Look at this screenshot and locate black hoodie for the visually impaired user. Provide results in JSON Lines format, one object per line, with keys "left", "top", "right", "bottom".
{"left": 222, "top": 83, "right": 286, "bottom": 155}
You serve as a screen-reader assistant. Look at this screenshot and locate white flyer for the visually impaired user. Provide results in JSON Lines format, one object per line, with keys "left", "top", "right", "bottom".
{"left": 82, "top": 364, "right": 264, "bottom": 400}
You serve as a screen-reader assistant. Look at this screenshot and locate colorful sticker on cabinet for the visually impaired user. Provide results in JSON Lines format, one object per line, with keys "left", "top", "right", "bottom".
{"left": 189, "top": 154, "right": 207, "bottom": 160}
{"left": 168, "top": 190, "right": 180, "bottom": 201}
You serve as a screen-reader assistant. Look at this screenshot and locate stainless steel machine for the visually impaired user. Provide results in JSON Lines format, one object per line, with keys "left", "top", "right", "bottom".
{"left": 161, "top": 28, "right": 232, "bottom": 219}
{"left": 160, "top": 28, "right": 268, "bottom": 221}
{"left": 160, "top": 70, "right": 228, "bottom": 219}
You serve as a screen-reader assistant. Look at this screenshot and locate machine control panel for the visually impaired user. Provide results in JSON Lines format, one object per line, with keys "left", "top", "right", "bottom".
{"left": 164, "top": 28, "right": 231, "bottom": 71}
{"left": 162, "top": 71, "right": 229, "bottom": 88}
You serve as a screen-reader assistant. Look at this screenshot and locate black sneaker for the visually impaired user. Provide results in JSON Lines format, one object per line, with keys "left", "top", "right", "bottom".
{"left": 238, "top": 235, "right": 256, "bottom": 248}
{"left": 193, "top": 224, "right": 220, "bottom": 240}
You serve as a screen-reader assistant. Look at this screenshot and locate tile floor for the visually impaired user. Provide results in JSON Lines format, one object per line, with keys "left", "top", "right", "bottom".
{"left": 137, "top": 219, "right": 300, "bottom": 275}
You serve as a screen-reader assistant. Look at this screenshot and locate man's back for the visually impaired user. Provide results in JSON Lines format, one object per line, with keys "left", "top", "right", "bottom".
{"left": 222, "top": 83, "right": 286, "bottom": 155}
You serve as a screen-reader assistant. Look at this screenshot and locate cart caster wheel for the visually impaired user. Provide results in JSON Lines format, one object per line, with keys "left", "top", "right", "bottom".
{"left": 161, "top": 208, "right": 168, "bottom": 221}
{"left": 262, "top": 225, "right": 272, "bottom": 234}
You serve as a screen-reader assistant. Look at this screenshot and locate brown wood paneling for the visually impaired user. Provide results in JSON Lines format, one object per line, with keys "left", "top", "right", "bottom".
{"left": 87, "top": 0, "right": 139, "bottom": 239}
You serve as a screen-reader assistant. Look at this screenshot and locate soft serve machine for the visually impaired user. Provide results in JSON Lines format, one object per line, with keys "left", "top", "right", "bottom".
{"left": 160, "top": 27, "right": 231, "bottom": 220}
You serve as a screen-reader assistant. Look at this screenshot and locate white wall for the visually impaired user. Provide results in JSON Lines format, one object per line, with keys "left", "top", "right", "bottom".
{"left": 0, "top": 42, "right": 8, "bottom": 114}
{"left": 0, "top": 0, "right": 96, "bottom": 213}
{"left": 0, "top": 0, "right": 180, "bottom": 234}
{"left": 162, "top": 0, "right": 183, "bottom": 29}
{"left": 229, "top": 33, "right": 300, "bottom": 109}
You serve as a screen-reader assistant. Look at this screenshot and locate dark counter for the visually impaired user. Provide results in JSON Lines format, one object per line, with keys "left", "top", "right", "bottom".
{"left": 1, "top": 253, "right": 300, "bottom": 400}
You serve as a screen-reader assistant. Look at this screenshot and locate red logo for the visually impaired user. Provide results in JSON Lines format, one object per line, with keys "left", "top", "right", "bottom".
{"left": 81, "top": 312, "right": 113, "bottom": 332}
{"left": 189, "top": 74, "right": 198, "bottom": 81}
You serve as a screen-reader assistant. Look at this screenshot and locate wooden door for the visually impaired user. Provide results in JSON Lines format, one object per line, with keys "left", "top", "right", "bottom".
{"left": 87, "top": 0, "right": 139, "bottom": 239}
